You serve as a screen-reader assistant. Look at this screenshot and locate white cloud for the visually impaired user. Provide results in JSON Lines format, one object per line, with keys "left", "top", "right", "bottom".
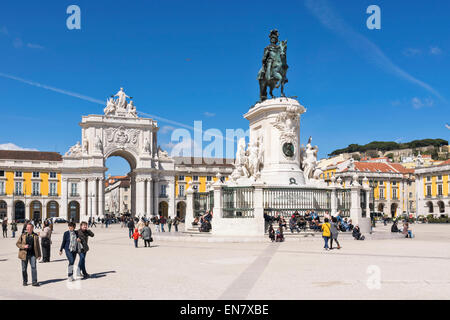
{"left": 27, "top": 43, "right": 44, "bottom": 49}
{"left": 13, "top": 38, "right": 23, "bottom": 48}
{"left": 304, "top": 0, "right": 445, "bottom": 102}
{"left": 403, "top": 48, "right": 421, "bottom": 57}
{"left": 411, "top": 97, "right": 434, "bottom": 109}
{"left": 0, "top": 143, "right": 38, "bottom": 151}
{"left": 160, "top": 125, "right": 176, "bottom": 134}
{"left": 204, "top": 112, "right": 216, "bottom": 117}
{"left": 430, "top": 46, "right": 442, "bottom": 55}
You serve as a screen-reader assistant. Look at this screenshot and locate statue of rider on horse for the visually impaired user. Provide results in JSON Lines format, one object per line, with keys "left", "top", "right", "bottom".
{"left": 257, "top": 29, "right": 288, "bottom": 102}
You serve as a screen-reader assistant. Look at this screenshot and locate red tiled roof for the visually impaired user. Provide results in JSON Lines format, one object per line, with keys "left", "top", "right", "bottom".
{"left": 342, "top": 162, "right": 411, "bottom": 174}
{"left": 0, "top": 150, "right": 62, "bottom": 162}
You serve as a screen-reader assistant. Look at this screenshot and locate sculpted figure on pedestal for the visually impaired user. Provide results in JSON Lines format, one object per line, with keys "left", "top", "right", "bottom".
{"left": 301, "top": 136, "right": 319, "bottom": 181}
{"left": 65, "top": 141, "right": 82, "bottom": 157}
{"left": 257, "top": 29, "right": 289, "bottom": 102}
{"left": 114, "top": 87, "right": 130, "bottom": 110}
{"left": 230, "top": 137, "right": 264, "bottom": 182}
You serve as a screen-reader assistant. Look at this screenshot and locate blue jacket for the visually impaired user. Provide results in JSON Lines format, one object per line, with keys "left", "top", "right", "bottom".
{"left": 60, "top": 230, "right": 78, "bottom": 252}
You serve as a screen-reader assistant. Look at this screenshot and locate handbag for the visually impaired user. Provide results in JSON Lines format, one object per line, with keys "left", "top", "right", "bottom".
{"left": 150, "top": 237, "right": 153, "bottom": 242}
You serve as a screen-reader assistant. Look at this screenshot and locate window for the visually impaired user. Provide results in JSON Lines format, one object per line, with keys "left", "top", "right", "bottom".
{"left": 15, "top": 181, "right": 23, "bottom": 195}
{"left": 178, "top": 175, "right": 185, "bottom": 181}
{"left": 427, "top": 176, "right": 431, "bottom": 182}
{"left": 392, "top": 188, "right": 398, "bottom": 200}
{"left": 379, "top": 188, "right": 385, "bottom": 199}
{"left": 49, "top": 182, "right": 57, "bottom": 196}
{"left": 437, "top": 175, "right": 442, "bottom": 181}
{"left": 32, "top": 171, "right": 40, "bottom": 178}
{"left": 392, "top": 181, "right": 397, "bottom": 186}
{"left": 409, "top": 192, "right": 413, "bottom": 198}
{"left": 160, "top": 185, "right": 167, "bottom": 195}
{"left": 179, "top": 185, "right": 185, "bottom": 197}
{"left": 15, "top": 171, "right": 22, "bottom": 178}
{"left": 206, "top": 176, "right": 212, "bottom": 182}
{"left": 438, "top": 184, "right": 443, "bottom": 196}
{"left": 124, "top": 195, "right": 128, "bottom": 201}
{"left": 71, "top": 183, "right": 78, "bottom": 196}
{"left": 427, "top": 185, "right": 432, "bottom": 197}
{"left": 0, "top": 170, "right": 4, "bottom": 177}
{"left": 49, "top": 172, "right": 57, "bottom": 178}
{"left": 193, "top": 176, "right": 199, "bottom": 181}
{"left": 0, "top": 181, "right": 4, "bottom": 194}
{"left": 220, "top": 176, "right": 226, "bottom": 183}
{"left": 32, "top": 182, "right": 40, "bottom": 195}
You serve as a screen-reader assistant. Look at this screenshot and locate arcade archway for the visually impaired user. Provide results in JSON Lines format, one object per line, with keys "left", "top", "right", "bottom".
{"left": 14, "top": 201, "right": 25, "bottom": 221}
{"left": 159, "top": 201, "right": 168, "bottom": 217}
{"left": 68, "top": 201, "right": 80, "bottom": 223}
{"left": 0, "top": 200, "right": 6, "bottom": 220}
{"left": 30, "top": 201, "right": 42, "bottom": 221}
{"left": 177, "top": 201, "right": 186, "bottom": 220}
{"left": 47, "top": 201, "right": 59, "bottom": 219}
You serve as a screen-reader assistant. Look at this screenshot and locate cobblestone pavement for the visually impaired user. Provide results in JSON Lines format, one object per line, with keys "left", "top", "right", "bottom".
{"left": 0, "top": 223, "right": 449, "bottom": 300}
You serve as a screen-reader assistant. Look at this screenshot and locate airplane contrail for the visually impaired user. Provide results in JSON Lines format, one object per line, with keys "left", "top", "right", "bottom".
{"left": 0, "top": 71, "right": 240, "bottom": 143}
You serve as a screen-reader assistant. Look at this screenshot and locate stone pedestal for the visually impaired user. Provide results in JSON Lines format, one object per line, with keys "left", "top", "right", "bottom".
{"left": 244, "top": 98, "right": 306, "bottom": 186}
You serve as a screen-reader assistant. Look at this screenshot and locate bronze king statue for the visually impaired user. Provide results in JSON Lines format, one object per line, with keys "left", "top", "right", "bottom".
{"left": 257, "top": 29, "right": 288, "bottom": 102}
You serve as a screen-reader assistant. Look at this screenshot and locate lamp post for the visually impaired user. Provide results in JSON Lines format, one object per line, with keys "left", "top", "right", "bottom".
{"left": 369, "top": 180, "right": 376, "bottom": 227}
{"left": 88, "top": 192, "right": 94, "bottom": 224}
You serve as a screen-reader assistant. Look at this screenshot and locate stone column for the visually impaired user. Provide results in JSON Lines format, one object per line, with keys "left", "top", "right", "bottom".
{"left": 61, "top": 178, "right": 68, "bottom": 220}
{"left": 80, "top": 178, "right": 86, "bottom": 219}
{"left": 99, "top": 178, "right": 104, "bottom": 217}
{"left": 185, "top": 187, "right": 194, "bottom": 231}
{"left": 93, "top": 179, "right": 99, "bottom": 217}
{"left": 146, "top": 178, "right": 152, "bottom": 216}
{"left": 42, "top": 201, "right": 47, "bottom": 220}
{"left": 253, "top": 183, "right": 265, "bottom": 236}
{"left": 350, "top": 176, "right": 371, "bottom": 234}
{"left": 330, "top": 184, "right": 337, "bottom": 217}
{"left": 25, "top": 199, "right": 30, "bottom": 221}
{"left": 7, "top": 197, "right": 14, "bottom": 222}
{"left": 136, "top": 178, "right": 146, "bottom": 218}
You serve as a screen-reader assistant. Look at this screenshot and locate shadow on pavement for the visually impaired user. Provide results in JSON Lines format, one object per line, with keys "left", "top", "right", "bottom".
{"left": 0, "top": 259, "right": 7, "bottom": 262}
{"left": 89, "top": 270, "right": 116, "bottom": 279}
{"left": 39, "top": 278, "right": 67, "bottom": 286}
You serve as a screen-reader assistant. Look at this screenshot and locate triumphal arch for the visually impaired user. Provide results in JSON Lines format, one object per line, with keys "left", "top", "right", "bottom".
{"left": 61, "top": 88, "right": 175, "bottom": 222}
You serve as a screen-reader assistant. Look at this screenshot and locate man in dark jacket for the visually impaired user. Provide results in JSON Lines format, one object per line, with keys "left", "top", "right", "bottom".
{"left": 77, "top": 222, "right": 94, "bottom": 279}
{"left": 127, "top": 218, "right": 135, "bottom": 239}
{"left": 16, "top": 223, "right": 41, "bottom": 286}
{"left": 59, "top": 222, "right": 78, "bottom": 281}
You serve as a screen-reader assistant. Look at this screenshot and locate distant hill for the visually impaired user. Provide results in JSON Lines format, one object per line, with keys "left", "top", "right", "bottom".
{"left": 329, "top": 139, "right": 448, "bottom": 157}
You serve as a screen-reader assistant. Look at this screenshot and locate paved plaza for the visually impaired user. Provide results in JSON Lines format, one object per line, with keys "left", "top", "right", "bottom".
{"left": 1, "top": 223, "right": 449, "bottom": 300}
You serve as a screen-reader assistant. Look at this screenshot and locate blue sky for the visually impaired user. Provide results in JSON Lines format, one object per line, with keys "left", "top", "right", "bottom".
{"left": 0, "top": 0, "right": 449, "bottom": 175}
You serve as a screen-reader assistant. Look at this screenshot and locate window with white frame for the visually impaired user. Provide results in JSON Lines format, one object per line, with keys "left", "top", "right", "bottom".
{"left": 49, "top": 172, "right": 57, "bottom": 178}
{"left": 427, "top": 185, "right": 432, "bottom": 197}
{"left": 15, "top": 181, "right": 22, "bottom": 195}
{"left": 71, "top": 183, "right": 78, "bottom": 196}
{"left": 15, "top": 171, "right": 22, "bottom": 178}
{"left": 438, "top": 175, "right": 442, "bottom": 181}
{"left": 49, "top": 182, "right": 57, "bottom": 196}
{"left": 426, "top": 176, "right": 431, "bottom": 182}
{"left": 0, "top": 170, "right": 5, "bottom": 177}
{"left": 0, "top": 181, "right": 4, "bottom": 194}
{"left": 438, "top": 184, "right": 443, "bottom": 196}
{"left": 193, "top": 176, "right": 199, "bottom": 181}
{"left": 32, "top": 182, "right": 40, "bottom": 195}
{"left": 206, "top": 176, "right": 212, "bottom": 182}
{"left": 32, "top": 171, "right": 40, "bottom": 178}
{"left": 178, "top": 175, "right": 184, "bottom": 181}
{"left": 392, "top": 188, "right": 398, "bottom": 200}
{"left": 161, "top": 185, "right": 167, "bottom": 195}
{"left": 379, "top": 188, "right": 385, "bottom": 199}
{"left": 179, "top": 184, "right": 185, "bottom": 197}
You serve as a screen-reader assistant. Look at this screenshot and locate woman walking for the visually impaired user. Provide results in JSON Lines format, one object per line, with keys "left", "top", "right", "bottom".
{"left": 11, "top": 220, "right": 18, "bottom": 238}
{"left": 321, "top": 218, "right": 331, "bottom": 251}
{"left": 329, "top": 217, "right": 341, "bottom": 250}
{"left": 141, "top": 222, "right": 152, "bottom": 248}
{"left": 77, "top": 222, "right": 94, "bottom": 279}
{"left": 59, "top": 222, "right": 78, "bottom": 281}
{"left": 39, "top": 220, "right": 52, "bottom": 262}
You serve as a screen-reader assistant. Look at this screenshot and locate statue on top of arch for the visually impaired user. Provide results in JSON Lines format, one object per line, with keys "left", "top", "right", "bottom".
{"left": 104, "top": 87, "right": 138, "bottom": 118}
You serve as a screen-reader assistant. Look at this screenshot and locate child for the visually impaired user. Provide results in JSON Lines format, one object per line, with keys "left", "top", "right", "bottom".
{"left": 132, "top": 228, "right": 141, "bottom": 248}
{"left": 268, "top": 224, "right": 275, "bottom": 242}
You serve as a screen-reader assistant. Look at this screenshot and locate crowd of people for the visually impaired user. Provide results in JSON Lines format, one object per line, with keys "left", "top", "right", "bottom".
{"left": 265, "top": 210, "right": 367, "bottom": 249}
{"left": 192, "top": 210, "right": 213, "bottom": 233}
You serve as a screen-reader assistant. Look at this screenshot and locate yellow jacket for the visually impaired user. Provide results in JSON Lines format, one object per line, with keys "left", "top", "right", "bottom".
{"left": 321, "top": 223, "right": 331, "bottom": 237}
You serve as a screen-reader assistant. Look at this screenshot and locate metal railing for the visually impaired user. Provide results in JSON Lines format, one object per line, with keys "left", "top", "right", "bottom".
{"left": 263, "top": 187, "right": 331, "bottom": 218}
{"left": 336, "top": 189, "right": 351, "bottom": 217}
{"left": 223, "top": 187, "right": 254, "bottom": 218}
{"left": 194, "top": 191, "right": 214, "bottom": 217}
